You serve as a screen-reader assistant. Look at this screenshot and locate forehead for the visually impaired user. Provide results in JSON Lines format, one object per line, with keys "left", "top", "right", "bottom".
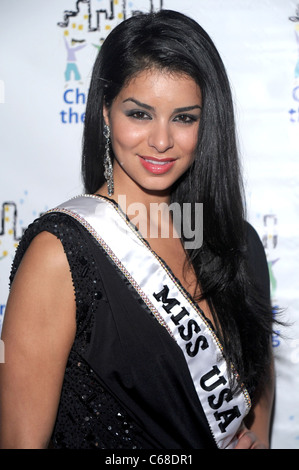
{"left": 117, "top": 68, "right": 202, "bottom": 105}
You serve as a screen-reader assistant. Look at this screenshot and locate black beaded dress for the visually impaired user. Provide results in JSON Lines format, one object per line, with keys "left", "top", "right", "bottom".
{"left": 9, "top": 199, "right": 270, "bottom": 449}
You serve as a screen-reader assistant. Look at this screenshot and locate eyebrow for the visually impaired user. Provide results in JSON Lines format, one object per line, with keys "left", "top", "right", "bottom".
{"left": 123, "top": 98, "right": 202, "bottom": 113}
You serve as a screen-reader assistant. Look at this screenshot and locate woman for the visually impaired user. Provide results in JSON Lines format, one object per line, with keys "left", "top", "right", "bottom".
{"left": 0, "top": 10, "right": 274, "bottom": 449}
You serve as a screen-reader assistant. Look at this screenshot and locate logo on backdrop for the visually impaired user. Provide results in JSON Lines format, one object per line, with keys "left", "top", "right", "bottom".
{"left": 0, "top": 192, "right": 45, "bottom": 261}
{"left": 57, "top": 0, "right": 163, "bottom": 125}
{"left": 289, "top": 4, "right": 299, "bottom": 123}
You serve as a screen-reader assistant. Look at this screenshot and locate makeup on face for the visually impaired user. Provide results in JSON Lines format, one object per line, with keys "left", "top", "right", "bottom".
{"left": 103, "top": 69, "right": 202, "bottom": 195}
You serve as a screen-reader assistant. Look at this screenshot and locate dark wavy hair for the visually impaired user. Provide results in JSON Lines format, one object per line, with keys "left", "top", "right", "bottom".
{"left": 82, "top": 10, "right": 273, "bottom": 396}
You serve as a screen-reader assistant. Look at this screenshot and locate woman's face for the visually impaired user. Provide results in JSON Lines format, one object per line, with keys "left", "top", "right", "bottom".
{"left": 103, "top": 68, "right": 202, "bottom": 197}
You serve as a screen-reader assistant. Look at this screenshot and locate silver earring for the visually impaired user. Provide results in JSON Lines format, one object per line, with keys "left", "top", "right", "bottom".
{"left": 103, "top": 124, "right": 114, "bottom": 196}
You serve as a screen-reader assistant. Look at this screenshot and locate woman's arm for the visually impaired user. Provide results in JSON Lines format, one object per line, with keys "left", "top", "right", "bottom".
{"left": 0, "top": 231, "right": 76, "bottom": 448}
{"left": 235, "top": 357, "right": 275, "bottom": 449}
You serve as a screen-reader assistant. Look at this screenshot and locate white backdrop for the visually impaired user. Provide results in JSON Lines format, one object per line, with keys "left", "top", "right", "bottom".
{"left": 0, "top": 0, "right": 298, "bottom": 449}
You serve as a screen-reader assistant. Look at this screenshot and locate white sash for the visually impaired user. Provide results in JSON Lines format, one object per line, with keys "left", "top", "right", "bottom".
{"left": 48, "top": 194, "right": 251, "bottom": 449}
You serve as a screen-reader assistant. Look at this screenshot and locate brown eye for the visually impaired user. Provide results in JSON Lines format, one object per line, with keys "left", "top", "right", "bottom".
{"left": 174, "top": 114, "right": 197, "bottom": 123}
{"left": 126, "top": 110, "right": 151, "bottom": 120}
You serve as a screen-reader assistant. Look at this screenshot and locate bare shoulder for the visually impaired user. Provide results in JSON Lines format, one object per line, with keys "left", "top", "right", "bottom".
{"left": 4, "top": 230, "right": 76, "bottom": 341}
{"left": 19, "top": 230, "right": 70, "bottom": 271}
{"left": 11, "top": 230, "right": 74, "bottom": 293}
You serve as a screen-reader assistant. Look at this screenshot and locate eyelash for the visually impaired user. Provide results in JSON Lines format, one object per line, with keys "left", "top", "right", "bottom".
{"left": 174, "top": 114, "right": 198, "bottom": 124}
{"left": 127, "top": 111, "right": 150, "bottom": 120}
{"left": 126, "top": 110, "right": 198, "bottom": 124}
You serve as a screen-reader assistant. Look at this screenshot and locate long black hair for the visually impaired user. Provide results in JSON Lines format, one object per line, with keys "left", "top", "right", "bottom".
{"left": 82, "top": 10, "right": 274, "bottom": 396}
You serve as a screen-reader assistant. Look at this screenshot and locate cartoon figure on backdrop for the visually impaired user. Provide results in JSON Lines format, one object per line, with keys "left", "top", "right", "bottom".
{"left": 295, "top": 26, "right": 299, "bottom": 78}
{"left": 289, "top": 4, "right": 299, "bottom": 78}
{"left": 63, "top": 34, "right": 86, "bottom": 84}
{"left": 92, "top": 38, "right": 105, "bottom": 52}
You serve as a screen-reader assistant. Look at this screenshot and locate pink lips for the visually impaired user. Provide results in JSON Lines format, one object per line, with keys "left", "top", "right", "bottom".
{"left": 139, "top": 155, "right": 176, "bottom": 175}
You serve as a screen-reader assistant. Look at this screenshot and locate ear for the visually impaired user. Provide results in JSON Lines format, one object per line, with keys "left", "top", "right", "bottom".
{"left": 103, "top": 104, "right": 110, "bottom": 127}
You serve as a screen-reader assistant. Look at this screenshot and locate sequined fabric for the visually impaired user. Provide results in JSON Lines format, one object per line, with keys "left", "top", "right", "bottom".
{"left": 52, "top": 350, "right": 143, "bottom": 449}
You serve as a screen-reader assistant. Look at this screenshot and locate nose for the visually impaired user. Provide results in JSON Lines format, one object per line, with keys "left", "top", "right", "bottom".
{"left": 148, "top": 121, "right": 174, "bottom": 153}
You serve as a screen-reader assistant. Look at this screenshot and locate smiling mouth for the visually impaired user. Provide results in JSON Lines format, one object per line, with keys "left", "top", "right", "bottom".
{"left": 138, "top": 155, "right": 176, "bottom": 174}
{"left": 140, "top": 155, "right": 177, "bottom": 164}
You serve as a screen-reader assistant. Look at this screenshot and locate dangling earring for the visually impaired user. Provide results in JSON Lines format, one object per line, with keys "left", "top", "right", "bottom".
{"left": 103, "top": 124, "right": 114, "bottom": 196}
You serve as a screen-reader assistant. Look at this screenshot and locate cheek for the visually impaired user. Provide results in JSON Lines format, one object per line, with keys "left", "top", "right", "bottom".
{"left": 177, "top": 127, "right": 199, "bottom": 156}
{"left": 111, "top": 120, "right": 145, "bottom": 153}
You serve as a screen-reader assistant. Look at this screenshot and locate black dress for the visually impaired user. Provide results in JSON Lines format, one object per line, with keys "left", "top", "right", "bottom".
{"left": 9, "top": 202, "right": 269, "bottom": 449}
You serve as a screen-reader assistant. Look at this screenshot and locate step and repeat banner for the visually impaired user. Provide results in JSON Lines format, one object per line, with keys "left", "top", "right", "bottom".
{"left": 0, "top": 0, "right": 298, "bottom": 449}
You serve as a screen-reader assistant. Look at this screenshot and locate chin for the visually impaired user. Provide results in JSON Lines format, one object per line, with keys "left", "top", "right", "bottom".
{"left": 138, "top": 181, "right": 173, "bottom": 194}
